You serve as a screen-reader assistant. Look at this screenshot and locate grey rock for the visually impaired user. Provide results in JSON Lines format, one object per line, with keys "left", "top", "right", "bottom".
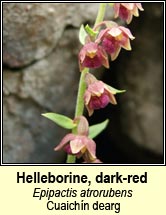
{"left": 3, "top": 3, "right": 103, "bottom": 68}
{"left": 3, "top": 29, "right": 80, "bottom": 163}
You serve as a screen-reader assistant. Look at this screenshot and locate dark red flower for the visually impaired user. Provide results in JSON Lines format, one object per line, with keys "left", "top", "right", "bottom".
{"left": 96, "top": 26, "right": 135, "bottom": 61}
{"left": 79, "top": 42, "right": 109, "bottom": 70}
{"left": 54, "top": 116, "right": 98, "bottom": 163}
{"left": 84, "top": 73, "right": 117, "bottom": 116}
{"left": 114, "top": 3, "right": 144, "bottom": 24}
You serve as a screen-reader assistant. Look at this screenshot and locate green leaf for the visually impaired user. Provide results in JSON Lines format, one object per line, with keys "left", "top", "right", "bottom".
{"left": 106, "top": 84, "right": 126, "bottom": 94}
{"left": 89, "top": 119, "right": 109, "bottom": 139}
{"left": 85, "top": 24, "right": 98, "bottom": 37}
{"left": 79, "top": 24, "right": 88, "bottom": 45}
{"left": 41, "top": 113, "right": 76, "bottom": 129}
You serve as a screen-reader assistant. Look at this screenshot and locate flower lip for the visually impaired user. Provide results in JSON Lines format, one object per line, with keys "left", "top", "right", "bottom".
{"left": 86, "top": 50, "right": 97, "bottom": 58}
{"left": 89, "top": 91, "right": 110, "bottom": 110}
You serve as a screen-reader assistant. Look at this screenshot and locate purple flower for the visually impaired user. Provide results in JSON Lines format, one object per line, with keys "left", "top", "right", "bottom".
{"left": 114, "top": 3, "right": 144, "bottom": 24}
{"left": 54, "top": 116, "right": 99, "bottom": 163}
{"left": 84, "top": 73, "right": 117, "bottom": 116}
{"left": 79, "top": 42, "right": 109, "bottom": 70}
{"left": 96, "top": 26, "right": 135, "bottom": 61}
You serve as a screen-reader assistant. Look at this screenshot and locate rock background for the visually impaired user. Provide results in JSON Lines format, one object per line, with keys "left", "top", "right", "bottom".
{"left": 3, "top": 3, "right": 164, "bottom": 163}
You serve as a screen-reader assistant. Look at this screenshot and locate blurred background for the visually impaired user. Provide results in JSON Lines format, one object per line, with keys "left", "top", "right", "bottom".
{"left": 3, "top": 3, "right": 164, "bottom": 164}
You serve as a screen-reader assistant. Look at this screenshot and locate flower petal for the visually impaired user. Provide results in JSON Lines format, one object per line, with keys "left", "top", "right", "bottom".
{"left": 84, "top": 42, "right": 98, "bottom": 52}
{"left": 121, "top": 38, "right": 132, "bottom": 50}
{"left": 108, "top": 92, "right": 117, "bottom": 105}
{"left": 113, "top": 3, "right": 120, "bottom": 18}
{"left": 126, "top": 14, "right": 133, "bottom": 24}
{"left": 96, "top": 28, "right": 109, "bottom": 43}
{"left": 79, "top": 49, "right": 86, "bottom": 63}
{"left": 75, "top": 116, "right": 89, "bottom": 136}
{"left": 85, "top": 72, "right": 97, "bottom": 85}
{"left": 54, "top": 133, "right": 76, "bottom": 151}
{"left": 132, "top": 7, "right": 139, "bottom": 17}
{"left": 70, "top": 138, "right": 85, "bottom": 154}
{"left": 99, "top": 46, "right": 110, "bottom": 68}
{"left": 110, "top": 46, "right": 121, "bottom": 61}
{"left": 119, "top": 26, "right": 135, "bottom": 39}
{"left": 86, "top": 105, "right": 94, "bottom": 116}
{"left": 136, "top": 3, "right": 144, "bottom": 11}
{"left": 104, "top": 86, "right": 117, "bottom": 104}
{"left": 88, "top": 81, "right": 105, "bottom": 96}
{"left": 84, "top": 90, "right": 91, "bottom": 105}
{"left": 108, "top": 27, "right": 122, "bottom": 37}
{"left": 85, "top": 138, "right": 97, "bottom": 160}
{"left": 122, "top": 3, "right": 135, "bottom": 10}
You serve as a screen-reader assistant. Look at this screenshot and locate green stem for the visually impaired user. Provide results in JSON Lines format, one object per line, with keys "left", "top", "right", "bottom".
{"left": 94, "top": 3, "right": 107, "bottom": 27}
{"left": 66, "top": 3, "right": 107, "bottom": 164}
{"left": 66, "top": 68, "right": 88, "bottom": 164}
{"left": 66, "top": 154, "right": 76, "bottom": 163}
{"left": 75, "top": 68, "right": 89, "bottom": 117}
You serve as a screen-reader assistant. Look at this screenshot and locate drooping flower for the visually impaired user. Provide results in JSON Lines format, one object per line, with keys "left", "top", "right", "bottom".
{"left": 54, "top": 116, "right": 99, "bottom": 163}
{"left": 113, "top": 3, "right": 144, "bottom": 24}
{"left": 84, "top": 73, "right": 117, "bottom": 116}
{"left": 96, "top": 26, "right": 135, "bottom": 61}
{"left": 78, "top": 42, "right": 109, "bottom": 71}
